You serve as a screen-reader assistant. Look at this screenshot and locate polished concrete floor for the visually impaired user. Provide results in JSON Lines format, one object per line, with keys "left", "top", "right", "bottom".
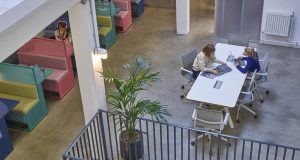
{"left": 6, "top": 0, "right": 300, "bottom": 159}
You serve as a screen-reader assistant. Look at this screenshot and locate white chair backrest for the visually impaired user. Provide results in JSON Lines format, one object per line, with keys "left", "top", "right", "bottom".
{"left": 182, "top": 49, "right": 198, "bottom": 71}
{"left": 247, "top": 69, "right": 257, "bottom": 92}
{"left": 192, "top": 108, "right": 224, "bottom": 131}
{"left": 261, "top": 52, "right": 269, "bottom": 73}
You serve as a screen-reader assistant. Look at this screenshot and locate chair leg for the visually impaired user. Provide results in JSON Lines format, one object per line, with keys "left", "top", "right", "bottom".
{"left": 180, "top": 82, "right": 193, "bottom": 99}
{"left": 220, "top": 137, "right": 228, "bottom": 142}
{"left": 236, "top": 105, "right": 241, "bottom": 123}
{"left": 237, "top": 104, "right": 257, "bottom": 123}
{"left": 255, "top": 89, "right": 264, "bottom": 103}
{"left": 191, "top": 133, "right": 204, "bottom": 146}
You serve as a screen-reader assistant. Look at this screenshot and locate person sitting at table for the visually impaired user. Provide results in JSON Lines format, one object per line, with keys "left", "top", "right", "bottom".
{"left": 235, "top": 47, "right": 260, "bottom": 74}
{"left": 54, "top": 21, "right": 72, "bottom": 43}
{"left": 192, "top": 44, "right": 226, "bottom": 79}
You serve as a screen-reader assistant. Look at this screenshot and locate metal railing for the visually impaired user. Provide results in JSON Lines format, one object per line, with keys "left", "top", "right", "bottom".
{"left": 63, "top": 109, "right": 300, "bottom": 160}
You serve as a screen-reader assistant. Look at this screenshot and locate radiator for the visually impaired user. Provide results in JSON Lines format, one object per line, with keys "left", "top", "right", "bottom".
{"left": 264, "top": 11, "right": 293, "bottom": 37}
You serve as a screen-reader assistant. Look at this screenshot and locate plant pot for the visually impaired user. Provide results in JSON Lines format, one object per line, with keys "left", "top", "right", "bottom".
{"left": 119, "top": 130, "right": 144, "bottom": 160}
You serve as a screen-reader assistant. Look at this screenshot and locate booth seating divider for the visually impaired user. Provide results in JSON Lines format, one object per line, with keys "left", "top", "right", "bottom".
{"left": 97, "top": 16, "right": 117, "bottom": 49}
{"left": 95, "top": 0, "right": 118, "bottom": 49}
{"left": 131, "top": 0, "right": 144, "bottom": 17}
{"left": 113, "top": 0, "right": 133, "bottom": 32}
{"left": 0, "top": 63, "right": 48, "bottom": 131}
{"left": 18, "top": 38, "right": 75, "bottom": 99}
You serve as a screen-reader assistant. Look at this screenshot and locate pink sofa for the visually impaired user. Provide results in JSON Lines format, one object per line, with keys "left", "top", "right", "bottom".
{"left": 17, "top": 38, "right": 75, "bottom": 99}
{"left": 113, "top": 0, "right": 133, "bottom": 32}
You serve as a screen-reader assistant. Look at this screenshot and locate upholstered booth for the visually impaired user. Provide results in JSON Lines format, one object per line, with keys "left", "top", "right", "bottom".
{"left": 95, "top": 0, "right": 118, "bottom": 49}
{"left": 0, "top": 63, "right": 48, "bottom": 131}
{"left": 113, "top": 0, "right": 133, "bottom": 32}
{"left": 18, "top": 38, "right": 75, "bottom": 99}
{"left": 97, "top": 16, "right": 117, "bottom": 49}
{"left": 131, "top": 0, "right": 144, "bottom": 17}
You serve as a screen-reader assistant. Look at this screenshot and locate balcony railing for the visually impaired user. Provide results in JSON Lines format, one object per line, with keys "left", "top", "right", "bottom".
{"left": 63, "top": 109, "right": 300, "bottom": 160}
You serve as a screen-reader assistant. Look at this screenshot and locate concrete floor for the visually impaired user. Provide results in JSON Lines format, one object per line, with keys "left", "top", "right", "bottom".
{"left": 6, "top": 0, "right": 300, "bottom": 159}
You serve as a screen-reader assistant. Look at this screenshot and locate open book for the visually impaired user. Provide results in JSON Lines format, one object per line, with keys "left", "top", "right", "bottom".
{"left": 200, "top": 64, "right": 232, "bottom": 79}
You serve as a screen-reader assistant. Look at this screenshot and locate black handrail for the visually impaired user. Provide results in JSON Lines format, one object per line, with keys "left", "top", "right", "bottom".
{"left": 63, "top": 109, "right": 300, "bottom": 160}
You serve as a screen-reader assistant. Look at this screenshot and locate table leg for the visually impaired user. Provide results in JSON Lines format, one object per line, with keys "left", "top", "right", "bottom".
{"left": 224, "top": 108, "right": 234, "bottom": 128}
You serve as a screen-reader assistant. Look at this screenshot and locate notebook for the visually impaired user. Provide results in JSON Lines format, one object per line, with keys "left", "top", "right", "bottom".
{"left": 200, "top": 64, "right": 232, "bottom": 79}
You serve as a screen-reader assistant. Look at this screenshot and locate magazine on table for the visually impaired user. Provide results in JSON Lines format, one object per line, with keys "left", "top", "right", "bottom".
{"left": 200, "top": 64, "right": 232, "bottom": 79}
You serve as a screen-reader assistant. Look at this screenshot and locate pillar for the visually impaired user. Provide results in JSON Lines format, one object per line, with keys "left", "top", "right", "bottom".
{"left": 68, "top": 1, "right": 107, "bottom": 124}
{"left": 176, "top": 0, "right": 190, "bottom": 34}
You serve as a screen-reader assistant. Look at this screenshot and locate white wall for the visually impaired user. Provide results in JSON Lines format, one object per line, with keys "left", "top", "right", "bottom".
{"left": 261, "top": 0, "right": 300, "bottom": 46}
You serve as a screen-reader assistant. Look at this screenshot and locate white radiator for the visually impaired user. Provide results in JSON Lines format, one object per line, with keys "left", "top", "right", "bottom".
{"left": 264, "top": 11, "right": 293, "bottom": 37}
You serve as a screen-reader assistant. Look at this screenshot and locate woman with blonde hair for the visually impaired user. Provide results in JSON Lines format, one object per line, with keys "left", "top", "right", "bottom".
{"left": 235, "top": 47, "right": 260, "bottom": 74}
{"left": 192, "top": 44, "right": 226, "bottom": 79}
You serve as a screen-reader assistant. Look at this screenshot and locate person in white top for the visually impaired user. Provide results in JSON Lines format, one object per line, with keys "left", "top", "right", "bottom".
{"left": 54, "top": 21, "right": 72, "bottom": 43}
{"left": 192, "top": 44, "right": 226, "bottom": 79}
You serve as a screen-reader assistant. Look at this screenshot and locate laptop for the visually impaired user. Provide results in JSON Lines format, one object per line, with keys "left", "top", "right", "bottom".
{"left": 200, "top": 64, "right": 232, "bottom": 79}
{"left": 234, "top": 58, "right": 246, "bottom": 66}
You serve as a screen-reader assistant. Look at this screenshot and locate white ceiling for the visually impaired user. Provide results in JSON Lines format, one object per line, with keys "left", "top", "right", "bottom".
{"left": 0, "top": 0, "right": 24, "bottom": 15}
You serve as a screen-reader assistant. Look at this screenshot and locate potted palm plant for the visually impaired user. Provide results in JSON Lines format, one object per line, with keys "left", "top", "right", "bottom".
{"left": 100, "top": 57, "right": 171, "bottom": 160}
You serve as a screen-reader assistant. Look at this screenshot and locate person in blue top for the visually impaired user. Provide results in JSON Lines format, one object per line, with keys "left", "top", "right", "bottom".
{"left": 235, "top": 47, "right": 260, "bottom": 74}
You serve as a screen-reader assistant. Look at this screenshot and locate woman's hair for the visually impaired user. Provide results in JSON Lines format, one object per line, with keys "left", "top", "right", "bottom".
{"left": 57, "top": 21, "right": 67, "bottom": 29}
{"left": 202, "top": 44, "right": 215, "bottom": 57}
{"left": 244, "top": 47, "right": 257, "bottom": 60}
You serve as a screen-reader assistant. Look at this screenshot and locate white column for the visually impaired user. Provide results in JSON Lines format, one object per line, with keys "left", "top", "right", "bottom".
{"left": 68, "top": 1, "right": 107, "bottom": 124}
{"left": 176, "top": 0, "right": 190, "bottom": 34}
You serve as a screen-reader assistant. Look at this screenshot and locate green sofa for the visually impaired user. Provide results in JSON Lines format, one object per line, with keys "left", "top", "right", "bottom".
{"left": 0, "top": 81, "right": 47, "bottom": 131}
{"left": 97, "top": 16, "right": 117, "bottom": 49}
{"left": 0, "top": 63, "right": 48, "bottom": 131}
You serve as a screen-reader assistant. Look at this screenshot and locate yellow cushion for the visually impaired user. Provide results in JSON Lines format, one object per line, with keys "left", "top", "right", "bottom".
{"left": 0, "top": 93, "right": 39, "bottom": 114}
{"left": 96, "top": 16, "right": 112, "bottom": 27}
{"left": 0, "top": 80, "right": 38, "bottom": 99}
{"left": 99, "top": 27, "right": 112, "bottom": 37}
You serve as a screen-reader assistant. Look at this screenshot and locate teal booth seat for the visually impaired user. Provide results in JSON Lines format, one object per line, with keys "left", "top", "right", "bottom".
{"left": 0, "top": 63, "right": 49, "bottom": 131}
{"left": 95, "top": 0, "right": 118, "bottom": 49}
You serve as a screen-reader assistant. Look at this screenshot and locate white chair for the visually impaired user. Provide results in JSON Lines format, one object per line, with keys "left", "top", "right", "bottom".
{"left": 191, "top": 107, "right": 229, "bottom": 153}
{"left": 256, "top": 52, "right": 270, "bottom": 102}
{"left": 247, "top": 52, "right": 270, "bottom": 102}
{"left": 180, "top": 49, "right": 198, "bottom": 99}
{"left": 236, "top": 69, "right": 258, "bottom": 123}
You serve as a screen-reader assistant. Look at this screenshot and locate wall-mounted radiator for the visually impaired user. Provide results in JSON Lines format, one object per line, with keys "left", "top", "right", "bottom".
{"left": 264, "top": 11, "right": 294, "bottom": 37}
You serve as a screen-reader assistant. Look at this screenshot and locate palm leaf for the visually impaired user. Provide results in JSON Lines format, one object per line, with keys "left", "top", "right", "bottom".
{"left": 100, "top": 57, "right": 171, "bottom": 132}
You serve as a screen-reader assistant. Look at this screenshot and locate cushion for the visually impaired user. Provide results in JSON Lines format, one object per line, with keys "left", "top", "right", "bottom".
{"left": 115, "top": 11, "right": 128, "bottom": 19}
{"left": 42, "top": 68, "right": 68, "bottom": 92}
{"left": 0, "top": 93, "right": 39, "bottom": 114}
{"left": 0, "top": 80, "right": 38, "bottom": 99}
{"left": 131, "top": 0, "right": 141, "bottom": 4}
{"left": 96, "top": 16, "right": 112, "bottom": 27}
{"left": 18, "top": 53, "right": 68, "bottom": 70}
{"left": 45, "top": 68, "right": 68, "bottom": 82}
{"left": 99, "top": 27, "right": 112, "bottom": 37}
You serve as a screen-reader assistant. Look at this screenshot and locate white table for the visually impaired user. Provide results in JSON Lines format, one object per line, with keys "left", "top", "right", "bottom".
{"left": 186, "top": 43, "right": 247, "bottom": 128}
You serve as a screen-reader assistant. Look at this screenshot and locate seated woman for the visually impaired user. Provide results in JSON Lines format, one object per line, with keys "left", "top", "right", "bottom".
{"left": 192, "top": 44, "right": 226, "bottom": 79}
{"left": 54, "top": 21, "right": 72, "bottom": 43}
{"left": 235, "top": 47, "right": 260, "bottom": 74}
